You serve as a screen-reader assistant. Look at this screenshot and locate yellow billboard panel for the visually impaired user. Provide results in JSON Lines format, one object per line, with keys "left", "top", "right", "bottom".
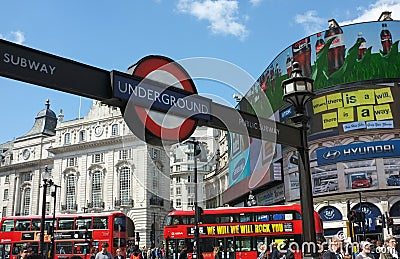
{"left": 374, "top": 104, "right": 393, "bottom": 120}
{"left": 357, "top": 105, "right": 375, "bottom": 121}
{"left": 312, "top": 96, "right": 327, "bottom": 114}
{"left": 322, "top": 112, "right": 338, "bottom": 129}
{"left": 326, "top": 92, "right": 343, "bottom": 110}
{"left": 357, "top": 89, "right": 376, "bottom": 105}
{"left": 338, "top": 107, "right": 354, "bottom": 122}
{"left": 375, "top": 87, "right": 394, "bottom": 104}
{"left": 343, "top": 90, "right": 359, "bottom": 107}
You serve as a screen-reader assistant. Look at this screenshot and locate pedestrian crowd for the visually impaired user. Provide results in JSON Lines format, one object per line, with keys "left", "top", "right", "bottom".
{"left": 12, "top": 235, "right": 399, "bottom": 259}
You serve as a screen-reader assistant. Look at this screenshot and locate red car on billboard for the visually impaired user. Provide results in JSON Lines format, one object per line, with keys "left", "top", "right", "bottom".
{"left": 351, "top": 173, "right": 371, "bottom": 189}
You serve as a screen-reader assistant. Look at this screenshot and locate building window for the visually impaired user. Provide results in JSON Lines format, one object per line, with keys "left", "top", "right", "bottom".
{"left": 3, "top": 189, "right": 8, "bottom": 200}
{"left": 66, "top": 175, "right": 76, "bottom": 210}
{"left": 46, "top": 202, "right": 50, "bottom": 215}
{"left": 187, "top": 153, "right": 194, "bottom": 160}
{"left": 64, "top": 133, "right": 71, "bottom": 145}
{"left": 188, "top": 197, "right": 194, "bottom": 206}
{"left": 68, "top": 157, "right": 77, "bottom": 167}
{"left": 188, "top": 186, "right": 194, "bottom": 194}
{"left": 187, "top": 175, "right": 192, "bottom": 182}
{"left": 79, "top": 130, "right": 86, "bottom": 142}
{"left": 5, "top": 176, "right": 9, "bottom": 184}
{"left": 119, "top": 149, "right": 132, "bottom": 160}
{"left": 150, "top": 148, "right": 159, "bottom": 160}
{"left": 176, "top": 176, "right": 181, "bottom": 183}
{"left": 119, "top": 167, "right": 131, "bottom": 205}
{"left": 176, "top": 165, "right": 181, "bottom": 172}
{"left": 111, "top": 124, "right": 119, "bottom": 136}
{"left": 2, "top": 207, "right": 6, "bottom": 217}
{"left": 176, "top": 199, "right": 182, "bottom": 208}
{"left": 92, "top": 171, "right": 103, "bottom": 208}
{"left": 176, "top": 187, "right": 181, "bottom": 195}
{"left": 152, "top": 170, "right": 158, "bottom": 190}
{"left": 22, "top": 188, "right": 31, "bottom": 216}
{"left": 92, "top": 153, "right": 104, "bottom": 163}
{"left": 22, "top": 173, "right": 32, "bottom": 182}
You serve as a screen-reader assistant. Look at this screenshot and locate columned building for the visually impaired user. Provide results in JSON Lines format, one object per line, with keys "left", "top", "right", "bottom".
{"left": 0, "top": 100, "right": 170, "bottom": 248}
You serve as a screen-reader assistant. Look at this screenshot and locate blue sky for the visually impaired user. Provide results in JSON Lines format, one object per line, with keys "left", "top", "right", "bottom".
{"left": 1, "top": 0, "right": 400, "bottom": 144}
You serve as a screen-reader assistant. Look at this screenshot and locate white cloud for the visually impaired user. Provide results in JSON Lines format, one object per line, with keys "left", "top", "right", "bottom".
{"left": 295, "top": 0, "right": 400, "bottom": 35}
{"left": 249, "top": 0, "right": 262, "bottom": 6}
{"left": 294, "top": 10, "right": 326, "bottom": 35}
{"left": 341, "top": 0, "right": 400, "bottom": 25}
{"left": 177, "top": 0, "right": 249, "bottom": 40}
{"left": 0, "top": 30, "right": 26, "bottom": 44}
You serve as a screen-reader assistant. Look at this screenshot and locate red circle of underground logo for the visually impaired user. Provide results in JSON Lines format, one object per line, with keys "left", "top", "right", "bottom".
{"left": 124, "top": 55, "right": 198, "bottom": 146}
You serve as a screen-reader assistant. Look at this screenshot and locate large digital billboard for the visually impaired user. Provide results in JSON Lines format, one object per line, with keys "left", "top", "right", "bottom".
{"left": 226, "top": 20, "right": 400, "bottom": 202}
{"left": 243, "top": 20, "right": 400, "bottom": 116}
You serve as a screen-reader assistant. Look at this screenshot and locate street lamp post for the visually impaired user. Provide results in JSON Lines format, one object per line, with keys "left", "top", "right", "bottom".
{"left": 50, "top": 184, "right": 60, "bottom": 259}
{"left": 184, "top": 137, "right": 202, "bottom": 259}
{"left": 40, "top": 166, "right": 53, "bottom": 259}
{"left": 281, "top": 62, "right": 317, "bottom": 259}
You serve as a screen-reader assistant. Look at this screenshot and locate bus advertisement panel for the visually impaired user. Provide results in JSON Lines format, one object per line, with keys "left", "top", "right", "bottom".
{"left": 0, "top": 212, "right": 126, "bottom": 259}
{"left": 163, "top": 204, "right": 323, "bottom": 259}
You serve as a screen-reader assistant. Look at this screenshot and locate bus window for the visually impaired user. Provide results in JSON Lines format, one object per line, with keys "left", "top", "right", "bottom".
{"left": 74, "top": 243, "right": 90, "bottom": 254}
{"left": 15, "top": 220, "right": 31, "bottom": 231}
{"left": 1, "top": 244, "right": 11, "bottom": 259}
{"left": 56, "top": 242, "right": 73, "bottom": 254}
{"left": 32, "top": 219, "right": 40, "bottom": 230}
{"left": 58, "top": 218, "right": 74, "bottom": 230}
{"left": 256, "top": 214, "right": 270, "bottom": 222}
{"left": 93, "top": 217, "right": 108, "bottom": 229}
{"left": 1, "top": 220, "right": 14, "bottom": 232}
{"left": 239, "top": 214, "right": 251, "bottom": 223}
{"left": 236, "top": 237, "right": 252, "bottom": 251}
{"left": 113, "top": 216, "right": 126, "bottom": 232}
{"left": 76, "top": 217, "right": 92, "bottom": 230}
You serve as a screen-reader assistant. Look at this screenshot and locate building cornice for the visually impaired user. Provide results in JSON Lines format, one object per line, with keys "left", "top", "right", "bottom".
{"left": 0, "top": 157, "right": 53, "bottom": 173}
{"left": 48, "top": 135, "right": 138, "bottom": 154}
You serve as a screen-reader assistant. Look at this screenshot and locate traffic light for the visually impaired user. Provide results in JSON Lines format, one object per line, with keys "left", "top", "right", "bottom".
{"left": 348, "top": 210, "right": 365, "bottom": 223}
{"left": 388, "top": 217, "right": 394, "bottom": 228}
{"left": 195, "top": 206, "right": 204, "bottom": 222}
{"left": 348, "top": 210, "right": 357, "bottom": 223}
{"left": 355, "top": 211, "right": 365, "bottom": 223}
{"left": 135, "top": 232, "right": 140, "bottom": 242}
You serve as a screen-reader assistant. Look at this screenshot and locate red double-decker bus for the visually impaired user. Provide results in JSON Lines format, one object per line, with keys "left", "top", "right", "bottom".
{"left": 0, "top": 211, "right": 127, "bottom": 259}
{"left": 164, "top": 204, "right": 324, "bottom": 259}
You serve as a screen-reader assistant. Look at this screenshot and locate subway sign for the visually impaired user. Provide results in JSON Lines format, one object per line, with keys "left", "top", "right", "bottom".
{"left": 316, "top": 139, "right": 400, "bottom": 165}
{"left": 188, "top": 222, "right": 293, "bottom": 236}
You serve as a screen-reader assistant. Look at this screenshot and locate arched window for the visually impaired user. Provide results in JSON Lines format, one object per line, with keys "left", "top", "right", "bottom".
{"left": 66, "top": 175, "right": 76, "bottom": 210}
{"left": 91, "top": 170, "right": 103, "bottom": 207}
{"left": 64, "top": 133, "right": 71, "bottom": 145}
{"left": 112, "top": 124, "right": 119, "bottom": 136}
{"left": 119, "top": 167, "right": 131, "bottom": 205}
{"left": 22, "top": 188, "right": 31, "bottom": 216}
{"left": 79, "top": 130, "right": 86, "bottom": 142}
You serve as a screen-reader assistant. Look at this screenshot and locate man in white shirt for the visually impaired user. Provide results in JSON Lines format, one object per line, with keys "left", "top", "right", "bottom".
{"left": 95, "top": 242, "right": 112, "bottom": 259}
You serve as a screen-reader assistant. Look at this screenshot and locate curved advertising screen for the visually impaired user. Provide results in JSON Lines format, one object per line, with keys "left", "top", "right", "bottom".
{"left": 228, "top": 20, "right": 400, "bottom": 202}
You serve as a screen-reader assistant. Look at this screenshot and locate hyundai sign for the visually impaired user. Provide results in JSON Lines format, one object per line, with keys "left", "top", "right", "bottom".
{"left": 316, "top": 139, "right": 400, "bottom": 165}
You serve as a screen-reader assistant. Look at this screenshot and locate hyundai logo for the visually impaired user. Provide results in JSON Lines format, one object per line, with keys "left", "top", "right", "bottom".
{"left": 323, "top": 150, "right": 341, "bottom": 160}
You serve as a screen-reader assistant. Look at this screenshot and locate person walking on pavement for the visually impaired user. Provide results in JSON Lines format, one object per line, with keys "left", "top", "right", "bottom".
{"left": 356, "top": 242, "right": 374, "bottom": 259}
{"left": 96, "top": 243, "right": 113, "bottom": 259}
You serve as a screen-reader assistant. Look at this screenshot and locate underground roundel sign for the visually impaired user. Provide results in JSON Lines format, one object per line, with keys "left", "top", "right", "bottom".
{"left": 118, "top": 55, "right": 203, "bottom": 146}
